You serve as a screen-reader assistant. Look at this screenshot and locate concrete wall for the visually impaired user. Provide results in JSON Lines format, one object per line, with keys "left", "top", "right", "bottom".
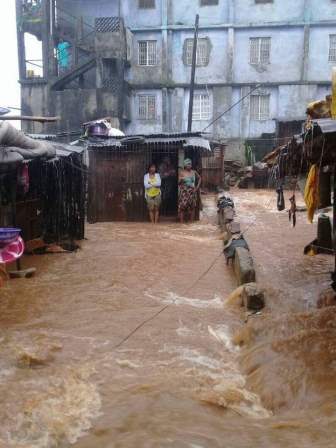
{"left": 123, "top": 0, "right": 163, "bottom": 28}
{"left": 23, "top": 0, "right": 336, "bottom": 163}
{"left": 233, "top": 0, "right": 305, "bottom": 24}
{"left": 172, "top": 30, "right": 228, "bottom": 84}
{"left": 308, "top": 26, "right": 336, "bottom": 81}
{"left": 172, "top": 0, "right": 229, "bottom": 26}
{"left": 57, "top": 0, "right": 119, "bottom": 25}
{"left": 126, "top": 31, "right": 164, "bottom": 84}
{"left": 277, "top": 84, "right": 317, "bottom": 119}
{"left": 309, "top": 0, "right": 336, "bottom": 22}
{"left": 233, "top": 27, "right": 304, "bottom": 84}
{"left": 127, "top": 89, "right": 163, "bottom": 134}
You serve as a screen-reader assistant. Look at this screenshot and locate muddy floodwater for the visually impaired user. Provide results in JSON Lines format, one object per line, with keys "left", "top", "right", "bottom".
{"left": 1, "top": 190, "right": 336, "bottom": 447}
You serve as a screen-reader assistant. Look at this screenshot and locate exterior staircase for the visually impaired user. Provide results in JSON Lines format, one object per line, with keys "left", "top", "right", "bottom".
{"left": 51, "top": 57, "right": 96, "bottom": 90}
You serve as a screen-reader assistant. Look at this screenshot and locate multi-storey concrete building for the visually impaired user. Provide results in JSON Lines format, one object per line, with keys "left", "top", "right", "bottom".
{"left": 16, "top": 0, "right": 336, "bottom": 159}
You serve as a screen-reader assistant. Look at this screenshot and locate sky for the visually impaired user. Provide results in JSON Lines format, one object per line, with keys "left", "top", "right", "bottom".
{"left": 0, "top": 0, "right": 20, "bottom": 123}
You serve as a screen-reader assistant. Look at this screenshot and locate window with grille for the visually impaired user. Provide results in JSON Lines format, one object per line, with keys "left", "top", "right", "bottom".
{"left": 139, "top": 0, "right": 155, "bottom": 8}
{"left": 329, "top": 35, "right": 336, "bottom": 62}
{"left": 250, "top": 37, "right": 271, "bottom": 64}
{"left": 192, "top": 93, "right": 211, "bottom": 121}
{"left": 250, "top": 94, "right": 270, "bottom": 121}
{"left": 185, "top": 38, "right": 209, "bottom": 66}
{"left": 200, "top": 0, "right": 219, "bottom": 5}
{"left": 138, "top": 41, "right": 157, "bottom": 66}
{"left": 138, "top": 95, "right": 156, "bottom": 120}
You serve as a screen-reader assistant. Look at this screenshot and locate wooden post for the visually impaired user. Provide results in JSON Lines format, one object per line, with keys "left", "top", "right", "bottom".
{"left": 187, "top": 14, "right": 199, "bottom": 132}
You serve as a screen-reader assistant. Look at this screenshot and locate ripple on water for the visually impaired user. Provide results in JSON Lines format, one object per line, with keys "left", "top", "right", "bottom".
{"left": 2, "top": 365, "right": 101, "bottom": 448}
{"left": 145, "top": 291, "right": 224, "bottom": 309}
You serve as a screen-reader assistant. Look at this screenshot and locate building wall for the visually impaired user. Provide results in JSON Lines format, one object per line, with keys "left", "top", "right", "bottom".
{"left": 233, "top": 27, "right": 304, "bottom": 84}
{"left": 172, "top": 30, "right": 229, "bottom": 84}
{"left": 172, "top": 0, "right": 229, "bottom": 26}
{"left": 309, "top": 0, "right": 336, "bottom": 22}
{"left": 19, "top": 0, "right": 336, "bottom": 160}
{"left": 57, "top": 0, "right": 119, "bottom": 24}
{"left": 127, "top": 89, "right": 163, "bottom": 134}
{"left": 308, "top": 26, "right": 336, "bottom": 81}
{"left": 126, "top": 31, "right": 164, "bottom": 84}
{"left": 234, "top": 0, "right": 305, "bottom": 24}
{"left": 122, "top": 0, "right": 336, "bottom": 160}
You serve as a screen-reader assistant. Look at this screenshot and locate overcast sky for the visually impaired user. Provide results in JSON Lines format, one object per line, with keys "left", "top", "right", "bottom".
{"left": 0, "top": 0, "right": 20, "bottom": 117}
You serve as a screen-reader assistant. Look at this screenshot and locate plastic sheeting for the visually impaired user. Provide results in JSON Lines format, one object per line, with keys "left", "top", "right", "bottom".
{"left": 0, "top": 121, "right": 56, "bottom": 165}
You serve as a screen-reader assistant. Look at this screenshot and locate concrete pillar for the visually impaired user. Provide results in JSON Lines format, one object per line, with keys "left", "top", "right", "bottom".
{"left": 227, "top": 28, "right": 234, "bottom": 83}
{"left": 240, "top": 86, "right": 251, "bottom": 140}
{"left": 16, "top": 0, "right": 26, "bottom": 80}
{"left": 42, "top": 0, "right": 51, "bottom": 79}
{"left": 96, "top": 58, "right": 103, "bottom": 88}
{"left": 172, "top": 88, "right": 184, "bottom": 132}
{"left": 301, "top": 25, "right": 310, "bottom": 82}
{"left": 303, "top": 0, "right": 312, "bottom": 23}
{"left": 167, "top": 0, "right": 173, "bottom": 26}
{"left": 167, "top": 88, "right": 173, "bottom": 131}
{"left": 213, "top": 86, "right": 233, "bottom": 139}
{"left": 162, "top": 87, "right": 168, "bottom": 132}
{"left": 228, "top": 0, "right": 235, "bottom": 24}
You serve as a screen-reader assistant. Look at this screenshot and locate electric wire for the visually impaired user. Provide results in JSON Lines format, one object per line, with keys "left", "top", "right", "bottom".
{"left": 202, "top": 84, "right": 262, "bottom": 131}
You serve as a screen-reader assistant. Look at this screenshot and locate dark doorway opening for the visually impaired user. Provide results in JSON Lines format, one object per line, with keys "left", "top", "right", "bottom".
{"left": 152, "top": 150, "right": 178, "bottom": 217}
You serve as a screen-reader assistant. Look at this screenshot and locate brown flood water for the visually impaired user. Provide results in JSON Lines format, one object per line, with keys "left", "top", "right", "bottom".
{"left": 1, "top": 190, "right": 336, "bottom": 447}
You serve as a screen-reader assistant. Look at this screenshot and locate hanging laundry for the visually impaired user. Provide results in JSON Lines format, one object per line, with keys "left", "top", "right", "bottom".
{"left": 304, "top": 164, "right": 320, "bottom": 223}
{"left": 276, "top": 186, "right": 285, "bottom": 211}
{"left": 17, "top": 164, "right": 30, "bottom": 195}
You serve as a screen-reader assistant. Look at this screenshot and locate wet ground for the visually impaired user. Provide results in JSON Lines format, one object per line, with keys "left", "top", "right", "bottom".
{"left": 1, "top": 190, "right": 336, "bottom": 447}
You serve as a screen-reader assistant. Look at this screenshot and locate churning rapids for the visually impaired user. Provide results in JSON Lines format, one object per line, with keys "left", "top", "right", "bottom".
{"left": 1, "top": 190, "right": 336, "bottom": 448}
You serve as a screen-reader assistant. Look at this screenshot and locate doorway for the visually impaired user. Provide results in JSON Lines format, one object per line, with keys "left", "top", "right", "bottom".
{"left": 152, "top": 150, "right": 178, "bottom": 218}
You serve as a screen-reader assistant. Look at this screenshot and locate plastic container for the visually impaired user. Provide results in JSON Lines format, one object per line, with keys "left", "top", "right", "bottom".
{"left": 0, "top": 228, "right": 21, "bottom": 245}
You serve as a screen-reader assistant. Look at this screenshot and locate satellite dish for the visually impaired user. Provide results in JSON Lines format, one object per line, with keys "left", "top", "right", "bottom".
{"left": 0, "top": 107, "right": 10, "bottom": 116}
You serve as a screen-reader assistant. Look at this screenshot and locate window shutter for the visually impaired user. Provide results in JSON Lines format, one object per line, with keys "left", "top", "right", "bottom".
{"left": 139, "top": 0, "right": 155, "bottom": 9}
{"left": 250, "top": 38, "right": 259, "bottom": 64}
{"left": 329, "top": 35, "right": 336, "bottom": 62}
{"left": 200, "top": 0, "right": 219, "bottom": 5}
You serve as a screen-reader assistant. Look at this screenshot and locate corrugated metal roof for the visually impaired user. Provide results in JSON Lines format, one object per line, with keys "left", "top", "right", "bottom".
{"left": 314, "top": 119, "right": 336, "bottom": 135}
{"left": 87, "top": 133, "right": 211, "bottom": 151}
{"left": 184, "top": 137, "right": 211, "bottom": 151}
{"left": 27, "top": 134, "right": 58, "bottom": 140}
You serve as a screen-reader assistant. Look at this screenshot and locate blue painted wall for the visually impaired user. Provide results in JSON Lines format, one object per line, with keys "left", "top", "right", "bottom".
{"left": 233, "top": 27, "right": 304, "bottom": 84}
{"left": 308, "top": 26, "right": 336, "bottom": 81}
{"left": 172, "top": 0, "right": 229, "bottom": 26}
{"left": 171, "top": 29, "right": 228, "bottom": 84}
{"left": 55, "top": 0, "right": 336, "bottom": 160}
{"left": 234, "top": 0, "right": 305, "bottom": 24}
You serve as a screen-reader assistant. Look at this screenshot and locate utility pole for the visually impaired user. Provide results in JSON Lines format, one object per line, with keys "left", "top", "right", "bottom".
{"left": 187, "top": 14, "right": 199, "bottom": 132}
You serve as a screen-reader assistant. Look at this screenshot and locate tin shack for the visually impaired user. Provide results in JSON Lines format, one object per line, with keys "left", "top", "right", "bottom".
{"left": 87, "top": 133, "right": 213, "bottom": 222}
{"left": 0, "top": 123, "right": 86, "bottom": 246}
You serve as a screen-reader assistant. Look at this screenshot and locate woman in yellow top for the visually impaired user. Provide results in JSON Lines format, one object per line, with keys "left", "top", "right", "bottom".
{"left": 144, "top": 164, "right": 162, "bottom": 224}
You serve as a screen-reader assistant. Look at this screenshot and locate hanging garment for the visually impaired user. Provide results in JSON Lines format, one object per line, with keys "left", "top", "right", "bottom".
{"left": 276, "top": 186, "right": 285, "bottom": 211}
{"left": 17, "top": 164, "right": 30, "bottom": 194}
{"left": 304, "top": 164, "right": 320, "bottom": 223}
{"left": 288, "top": 194, "right": 297, "bottom": 227}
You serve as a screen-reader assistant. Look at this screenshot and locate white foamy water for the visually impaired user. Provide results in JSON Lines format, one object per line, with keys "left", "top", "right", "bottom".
{"left": 146, "top": 291, "right": 224, "bottom": 309}
{"left": 161, "top": 344, "right": 271, "bottom": 419}
{"left": 208, "top": 325, "right": 240, "bottom": 353}
{"left": 162, "top": 345, "right": 223, "bottom": 370}
{"left": 4, "top": 366, "right": 101, "bottom": 448}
